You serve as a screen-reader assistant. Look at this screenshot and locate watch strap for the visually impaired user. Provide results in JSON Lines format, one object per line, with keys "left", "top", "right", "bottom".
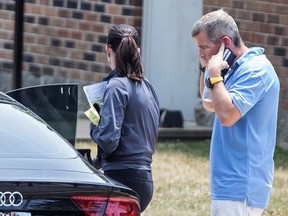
{"left": 210, "top": 76, "right": 223, "bottom": 85}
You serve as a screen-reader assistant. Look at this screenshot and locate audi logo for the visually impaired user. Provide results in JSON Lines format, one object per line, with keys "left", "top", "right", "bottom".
{"left": 0, "top": 191, "right": 23, "bottom": 207}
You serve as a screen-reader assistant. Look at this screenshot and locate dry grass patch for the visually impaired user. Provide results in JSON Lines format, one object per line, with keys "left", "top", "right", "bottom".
{"left": 142, "top": 140, "right": 210, "bottom": 216}
{"left": 76, "top": 140, "right": 288, "bottom": 216}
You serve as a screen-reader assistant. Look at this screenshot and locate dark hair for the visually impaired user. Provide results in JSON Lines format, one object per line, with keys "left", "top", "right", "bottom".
{"left": 107, "top": 24, "right": 143, "bottom": 81}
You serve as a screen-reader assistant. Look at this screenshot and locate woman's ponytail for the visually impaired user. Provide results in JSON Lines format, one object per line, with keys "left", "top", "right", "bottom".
{"left": 115, "top": 35, "right": 143, "bottom": 81}
{"left": 107, "top": 24, "right": 143, "bottom": 81}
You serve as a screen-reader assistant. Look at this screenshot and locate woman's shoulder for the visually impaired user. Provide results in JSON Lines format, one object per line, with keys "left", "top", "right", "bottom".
{"left": 108, "top": 76, "right": 129, "bottom": 85}
{"left": 106, "top": 77, "right": 131, "bottom": 92}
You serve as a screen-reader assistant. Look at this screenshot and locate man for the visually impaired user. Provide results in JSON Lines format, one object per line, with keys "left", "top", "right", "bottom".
{"left": 191, "top": 9, "right": 280, "bottom": 216}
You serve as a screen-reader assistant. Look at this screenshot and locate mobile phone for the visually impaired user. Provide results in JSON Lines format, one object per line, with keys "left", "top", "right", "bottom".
{"left": 221, "top": 48, "right": 236, "bottom": 77}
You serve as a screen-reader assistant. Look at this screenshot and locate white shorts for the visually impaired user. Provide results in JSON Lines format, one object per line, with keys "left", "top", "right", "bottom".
{"left": 211, "top": 200, "right": 264, "bottom": 216}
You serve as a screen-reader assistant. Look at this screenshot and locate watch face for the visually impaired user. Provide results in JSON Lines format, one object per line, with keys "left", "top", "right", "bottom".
{"left": 205, "top": 77, "right": 212, "bottom": 89}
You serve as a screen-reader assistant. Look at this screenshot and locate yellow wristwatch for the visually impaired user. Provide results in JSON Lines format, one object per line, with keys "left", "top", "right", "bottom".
{"left": 205, "top": 76, "right": 223, "bottom": 89}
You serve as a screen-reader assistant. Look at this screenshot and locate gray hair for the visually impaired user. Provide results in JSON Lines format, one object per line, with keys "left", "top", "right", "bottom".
{"left": 191, "top": 9, "right": 242, "bottom": 47}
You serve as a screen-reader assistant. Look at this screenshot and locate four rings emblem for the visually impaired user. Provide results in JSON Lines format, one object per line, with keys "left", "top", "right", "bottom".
{"left": 0, "top": 191, "right": 23, "bottom": 207}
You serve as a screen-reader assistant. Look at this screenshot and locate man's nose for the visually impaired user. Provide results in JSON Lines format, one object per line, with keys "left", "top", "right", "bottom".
{"left": 198, "top": 49, "right": 205, "bottom": 57}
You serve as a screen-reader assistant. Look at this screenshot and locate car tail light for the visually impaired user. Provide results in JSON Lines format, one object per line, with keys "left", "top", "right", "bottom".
{"left": 72, "top": 195, "right": 140, "bottom": 216}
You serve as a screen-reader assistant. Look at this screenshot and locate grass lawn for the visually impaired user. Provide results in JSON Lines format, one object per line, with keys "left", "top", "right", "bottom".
{"left": 76, "top": 140, "right": 288, "bottom": 216}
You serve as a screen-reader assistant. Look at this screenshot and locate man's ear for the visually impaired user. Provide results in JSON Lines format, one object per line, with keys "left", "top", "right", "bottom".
{"left": 221, "top": 36, "right": 231, "bottom": 48}
{"left": 222, "top": 36, "right": 231, "bottom": 47}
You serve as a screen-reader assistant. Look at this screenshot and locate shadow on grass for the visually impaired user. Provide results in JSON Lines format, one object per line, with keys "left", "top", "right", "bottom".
{"left": 156, "top": 139, "right": 288, "bottom": 169}
{"left": 274, "top": 147, "right": 288, "bottom": 169}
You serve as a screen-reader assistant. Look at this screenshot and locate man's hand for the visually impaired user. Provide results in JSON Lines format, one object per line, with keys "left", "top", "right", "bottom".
{"left": 207, "top": 43, "right": 229, "bottom": 77}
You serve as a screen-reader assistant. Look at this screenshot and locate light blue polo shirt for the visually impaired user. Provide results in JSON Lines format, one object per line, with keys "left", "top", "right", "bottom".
{"left": 210, "top": 47, "right": 280, "bottom": 209}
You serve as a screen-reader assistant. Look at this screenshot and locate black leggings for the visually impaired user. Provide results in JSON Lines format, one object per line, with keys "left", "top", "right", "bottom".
{"left": 104, "top": 169, "right": 153, "bottom": 212}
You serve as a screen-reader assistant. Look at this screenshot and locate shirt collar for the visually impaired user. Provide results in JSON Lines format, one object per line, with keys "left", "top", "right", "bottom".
{"left": 103, "top": 69, "right": 117, "bottom": 81}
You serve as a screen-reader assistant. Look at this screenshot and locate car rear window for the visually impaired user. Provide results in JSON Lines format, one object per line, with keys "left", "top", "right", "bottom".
{"left": 0, "top": 103, "right": 78, "bottom": 159}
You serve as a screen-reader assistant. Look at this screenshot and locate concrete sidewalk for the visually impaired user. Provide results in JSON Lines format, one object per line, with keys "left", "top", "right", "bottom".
{"left": 76, "top": 118, "right": 212, "bottom": 141}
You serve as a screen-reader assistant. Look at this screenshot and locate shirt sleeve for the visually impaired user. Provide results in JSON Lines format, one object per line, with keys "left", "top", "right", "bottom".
{"left": 229, "top": 69, "right": 266, "bottom": 117}
{"left": 90, "top": 79, "right": 128, "bottom": 156}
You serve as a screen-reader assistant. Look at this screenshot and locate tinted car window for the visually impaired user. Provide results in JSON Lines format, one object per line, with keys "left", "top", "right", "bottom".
{"left": 6, "top": 84, "right": 78, "bottom": 146}
{"left": 0, "top": 101, "right": 78, "bottom": 159}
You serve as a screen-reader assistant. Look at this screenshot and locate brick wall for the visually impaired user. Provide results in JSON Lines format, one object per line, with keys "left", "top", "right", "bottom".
{"left": 0, "top": 0, "right": 287, "bottom": 111}
{"left": 0, "top": 0, "right": 143, "bottom": 91}
{"left": 203, "top": 0, "right": 288, "bottom": 110}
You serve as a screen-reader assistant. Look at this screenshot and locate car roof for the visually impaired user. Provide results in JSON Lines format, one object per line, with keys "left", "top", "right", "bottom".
{"left": 0, "top": 88, "right": 106, "bottom": 182}
{"left": 0, "top": 96, "right": 77, "bottom": 159}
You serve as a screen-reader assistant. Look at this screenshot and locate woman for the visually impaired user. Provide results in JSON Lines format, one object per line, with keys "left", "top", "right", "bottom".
{"left": 90, "top": 24, "right": 160, "bottom": 212}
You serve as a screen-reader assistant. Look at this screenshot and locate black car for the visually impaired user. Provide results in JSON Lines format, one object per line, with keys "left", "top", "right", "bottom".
{"left": 0, "top": 84, "right": 140, "bottom": 216}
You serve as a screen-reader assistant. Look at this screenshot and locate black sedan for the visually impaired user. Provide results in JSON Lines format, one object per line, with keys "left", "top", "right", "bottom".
{"left": 0, "top": 84, "right": 140, "bottom": 215}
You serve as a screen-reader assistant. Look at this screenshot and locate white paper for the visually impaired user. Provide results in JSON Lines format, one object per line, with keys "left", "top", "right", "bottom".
{"left": 83, "top": 81, "right": 108, "bottom": 107}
